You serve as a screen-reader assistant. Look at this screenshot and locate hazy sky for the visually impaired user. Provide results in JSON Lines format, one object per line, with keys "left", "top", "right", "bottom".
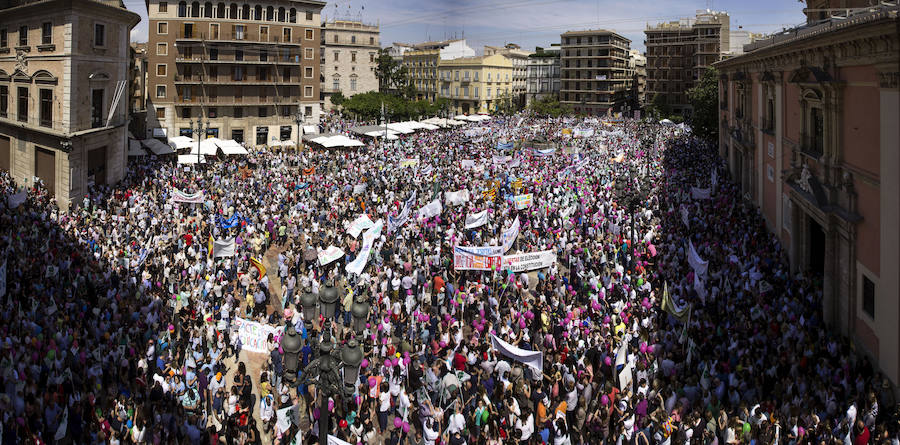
{"left": 128, "top": 0, "right": 807, "bottom": 53}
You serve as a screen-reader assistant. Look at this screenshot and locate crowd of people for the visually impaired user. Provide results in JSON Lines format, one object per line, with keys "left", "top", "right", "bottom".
{"left": 0, "top": 112, "right": 897, "bottom": 445}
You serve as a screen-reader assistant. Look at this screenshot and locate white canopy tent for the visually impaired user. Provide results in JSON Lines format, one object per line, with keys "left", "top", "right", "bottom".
{"left": 386, "top": 123, "right": 415, "bottom": 134}
{"left": 365, "top": 129, "right": 401, "bottom": 138}
{"left": 189, "top": 138, "right": 221, "bottom": 156}
{"left": 168, "top": 136, "right": 195, "bottom": 150}
{"left": 417, "top": 122, "right": 440, "bottom": 130}
{"left": 280, "top": 140, "right": 296, "bottom": 147}
{"left": 218, "top": 139, "right": 250, "bottom": 155}
{"left": 142, "top": 139, "right": 175, "bottom": 155}
{"left": 178, "top": 154, "right": 207, "bottom": 164}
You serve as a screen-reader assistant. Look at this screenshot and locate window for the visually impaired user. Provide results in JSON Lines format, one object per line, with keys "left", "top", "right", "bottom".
{"left": 332, "top": 77, "right": 339, "bottom": 91}
{"left": 350, "top": 77, "right": 357, "bottom": 91}
{"left": 178, "top": 1, "right": 187, "bottom": 16}
{"left": 209, "top": 66, "right": 217, "bottom": 79}
{"left": 156, "top": 108, "right": 165, "bottom": 119}
{"left": 258, "top": 67, "right": 268, "bottom": 81}
{"left": 333, "top": 35, "right": 338, "bottom": 43}
{"left": 369, "top": 53, "right": 375, "bottom": 63}
{"left": 181, "top": 107, "right": 190, "bottom": 119}
{"left": 306, "top": 11, "right": 313, "bottom": 20}
{"left": 351, "top": 35, "right": 356, "bottom": 44}
{"left": 258, "top": 107, "right": 267, "bottom": 117}
{"left": 208, "top": 107, "right": 217, "bottom": 118}
{"left": 41, "top": 22, "right": 52, "bottom": 45}
{"left": 809, "top": 107, "right": 824, "bottom": 155}
{"left": 181, "top": 86, "right": 191, "bottom": 101}
{"left": 203, "top": 1, "right": 212, "bottom": 17}
{"left": 1, "top": 29, "right": 7, "bottom": 48}
{"left": 304, "top": 86, "right": 313, "bottom": 97}
{"left": 259, "top": 26, "right": 268, "bottom": 41}
{"left": 39, "top": 89, "right": 52, "bottom": 127}
{"left": 157, "top": 43, "right": 167, "bottom": 55}
{"left": 0, "top": 86, "right": 7, "bottom": 118}
{"left": 233, "top": 107, "right": 242, "bottom": 118}
{"left": 232, "top": 66, "right": 244, "bottom": 81}
{"left": 235, "top": 49, "right": 243, "bottom": 61}
{"left": 282, "top": 28, "right": 290, "bottom": 42}
{"left": 474, "top": 72, "right": 478, "bottom": 81}
{"left": 17, "top": 87, "right": 27, "bottom": 122}
{"left": 863, "top": 275, "right": 875, "bottom": 319}
{"left": 304, "top": 47, "right": 313, "bottom": 59}
{"left": 351, "top": 52, "right": 356, "bottom": 63}
{"left": 156, "top": 85, "right": 166, "bottom": 98}
{"left": 369, "top": 36, "right": 374, "bottom": 45}
{"left": 487, "top": 72, "right": 491, "bottom": 81}
{"left": 19, "top": 26, "right": 28, "bottom": 46}
{"left": 94, "top": 23, "right": 105, "bottom": 47}
{"left": 156, "top": 64, "right": 167, "bottom": 76}
{"left": 455, "top": 71, "right": 459, "bottom": 81}
{"left": 233, "top": 24, "right": 245, "bottom": 40}
{"left": 305, "top": 29, "right": 313, "bottom": 40}
{"left": 209, "top": 23, "right": 219, "bottom": 39}
{"left": 259, "top": 49, "right": 267, "bottom": 61}
{"left": 254, "top": 5, "right": 262, "bottom": 20}
{"left": 91, "top": 89, "right": 103, "bottom": 128}
{"left": 304, "top": 66, "right": 312, "bottom": 78}
{"left": 209, "top": 48, "right": 218, "bottom": 60}
{"left": 333, "top": 51, "right": 339, "bottom": 62}
{"left": 266, "top": 6, "right": 274, "bottom": 20}
{"left": 158, "top": 22, "right": 168, "bottom": 34}
{"left": 159, "top": 1, "right": 168, "bottom": 12}
{"left": 486, "top": 87, "right": 491, "bottom": 98}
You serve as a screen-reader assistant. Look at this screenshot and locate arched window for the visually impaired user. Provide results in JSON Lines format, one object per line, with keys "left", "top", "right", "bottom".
{"left": 204, "top": 2, "right": 212, "bottom": 17}
{"left": 289, "top": 8, "right": 296, "bottom": 23}
{"left": 190, "top": 1, "right": 200, "bottom": 17}
{"left": 216, "top": 2, "right": 225, "bottom": 18}
{"left": 254, "top": 5, "right": 262, "bottom": 20}
{"left": 178, "top": 1, "right": 187, "bottom": 17}
{"left": 277, "top": 7, "right": 285, "bottom": 22}
{"left": 242, "top": 4, "right": 250, "bottom": 19}
{"left": 229, "top": 3, "right": 237, "bottom": 18}
{"left": 266, "top": 6, "right": 274, "bottom": 21}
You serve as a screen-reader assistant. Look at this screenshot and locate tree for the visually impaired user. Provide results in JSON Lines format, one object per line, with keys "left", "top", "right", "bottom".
{"left": 375, "top": 49, "right": 411, "bottom": 97}
{"left": 687, "top": 67, "right": 719, "bottom": 141}
{"left": 528, "top": 96, "right": 572, "bottom": 118}
{"left": 330, "top": 91, "right": 345, "bottom": 107}
{"left": 493, "top": 91, "right": 520, "bottom": 116}
{"left": 648, "top": 93, "right": 671, "bottom": 119}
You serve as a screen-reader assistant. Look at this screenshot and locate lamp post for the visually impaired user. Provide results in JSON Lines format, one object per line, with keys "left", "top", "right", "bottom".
{"left": 190, "top": 118, "right": 207, "bottom": 167}
{"left": 281, "top": 325, "right": 303, "bottom": 384}
{"left": 319, "top": 278, "right": 340, "bottom": 322}
{"left": 350, "top": 293, "right": 370, "bottom": 335}
{"left": 295, "top": 107, "right": 304, "bottom": 154}
{"left": 300, "top": 285, "right": 318, "bottom": 332}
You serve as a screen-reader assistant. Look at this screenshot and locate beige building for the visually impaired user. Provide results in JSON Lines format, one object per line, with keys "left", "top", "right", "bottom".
{"left": 145, "top": 0, "right": 325, "bottom": 146}
{"left": 645, "top": 10, "right": 730, "bottom": 116}
{"left": 559, "top": 30, "right": 632, "bottom": 115}
{"left": 401, "top": 39, "right": 476, "bottom": 102}
{"left": 628, "top": 49, "right": 647, "bottom": 107}
{"left": 320, "top": 19, "right": 379, "bottom": 110}
{"left": 438, "top": 53, "right": 513, "bottom": 115}
{"left": 0, "top": 0, "right": 140, "bottom": 209}
{"left": 525, "top": 46, "right": 560, "bottom": 106}
{"left": 484, "top": 43, "right": 530, "bottom": 108}
{"left": 130, "top": 42, "right": 149, "bottom": 138}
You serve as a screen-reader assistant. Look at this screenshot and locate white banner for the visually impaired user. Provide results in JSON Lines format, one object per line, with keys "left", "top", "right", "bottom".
{"left": 318, "top": 245, "right": 345, "bottom": 266}
{"left": 687, "top": 240, "right": 708, "bottom": 279}
{"left": 7, "top": 191, "right": 27, "bottom": 209}
{"left": 172, "top": 188, "right": 205, "bottom": 203}
{"left": 453, "top": 247, "right": 502, "bottom": 271}
{"left": 491, "top": 334, "right": 543, "bottom": 374}
{"left": 388, "top": 191, "right": 416, "bottom": 234}
{"left": 502, "top": 250, "right": 556, "bottom": 273}
{"left": 352, "top": 183, "right": 367, "bottom": 195}
{"left": 347, "top": 214, "right": 375, "bottom": 238}
{"left": 417, "top": 199, "right": 442, "bottom": 219}
{"left": 400, "top": 158, "right": 419, "bottom": 168}
{"left": 328, "top": 436, "right": 354, "bottom": 445}
{"left": 461, "top": 160, "right": 477, "bottom": 169}
{"left": 213, "top": 238, "right": 236, "bottom": 258}
{"left": 457, "top": 216, "right": 519, "bottom": 257}
{"left": 464, "top": 210, "right": 489, "bottom": 229}
{"left": 680, "top": 205, "right": 690, "bottom": 227}
{"left": 445, "top": 189, "right": 470, "bottom": 206}
{"left": 232, "top": 317, "right": 284, "bottom": 353}
{"left": 346, "top": 219, "right": 384, "bottom": 275}
{"left": 691, "top": 187, "right": 711, "bottom": 200}
{"left": 514, "top": 193, "right": 533, "bottom": 210}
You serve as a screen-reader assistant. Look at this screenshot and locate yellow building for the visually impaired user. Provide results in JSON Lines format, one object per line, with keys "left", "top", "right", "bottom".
{"left": 402, "top": 49, "right": 439, "bottom": 102}
{"left": 438, "top": 54, "right": 513, "bottom": 115}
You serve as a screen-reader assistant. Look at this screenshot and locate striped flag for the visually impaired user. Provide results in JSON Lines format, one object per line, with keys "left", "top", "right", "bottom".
{"left": 250, "top": 257, "right": 266, "bottom": 280}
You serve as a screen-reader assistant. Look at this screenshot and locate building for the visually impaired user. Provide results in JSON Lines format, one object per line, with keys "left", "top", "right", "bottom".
{"left": 0, "top": 0, "right": 140, "bottom": 209}
{"left": 628, "top": 49, "right": 647, "bottom": 107}
{"left": 401, "top": 39, "right": 475, "bottom": 102}
{"left": 525, "top": 46, "right": 560, "bottom": 106}
{"left": 727, "top": 29, "right": 758, "bottom": 56}
{"left": 714, "top": 2, "right": 899, "bottom": 385}
{"left": 438, "top": 54, "right": 513, "bottom": 115}
{"left": 386, "top": 42, "right": 413, "bottom": 61}
{"left": 484, "top": 43, "right": 530, "bottom": 108}
{"left": 145, "top": 0, "right": 325, "bottom": 146}
{"left": 130, "top": 42, "right": 149, "bottom": 138}
{"left": 320, "top": 19, "right": 379, "bottom": 110}
{"left": 559, "top": 30, "right": 632, "bottom": 115}
{"left": 645, "top": 10, "right": 730, "bottom": 116}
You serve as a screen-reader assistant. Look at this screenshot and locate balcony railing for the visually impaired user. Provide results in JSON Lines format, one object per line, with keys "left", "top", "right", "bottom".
{"left": 800, "top": 134, "right": 824, "bottom": 158}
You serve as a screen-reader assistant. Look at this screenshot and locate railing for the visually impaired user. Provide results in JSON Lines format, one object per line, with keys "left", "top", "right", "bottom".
{"left": 800, "top": 134, "right": 824, "bottom": 158}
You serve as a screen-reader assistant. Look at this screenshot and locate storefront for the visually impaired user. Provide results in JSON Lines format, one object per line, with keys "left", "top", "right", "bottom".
{"left": 232, "top": 129, "right": 244, "bottom": 143}
{"left": 280, "top": 125, "right": 292, "bottom": 142}
{"left": 256, "top": 126, "right": 268, "bottom": 145}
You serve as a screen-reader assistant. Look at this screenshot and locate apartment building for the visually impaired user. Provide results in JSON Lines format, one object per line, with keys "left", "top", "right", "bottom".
{"left": 628, "top": 49, "right": 647, "bottom": 107}
{"left": 525, "top": 46, "right": 560, "bottom": 106}
{"left": 559, "top": 30, "right": 632, "bottom": 115}
{"left": 0, "top": 0, "right": 140, "bottom": 209}
{"left": 715, "top": 1, "right": 898, "bottom": 385}
{"left": 130, "top": 43, "right": 149, "bottom": 138}
{"left": 145, "top": 0, "right": 325, "bottom": 146}
{"left": 401, "top": 39, "right": 475, "bottom": 102}
{"left": 320, "top": 19, "right": 379, "bottom": 110}
{"left": 438, "top": 54, "right": 513, "bottom": 115}
{"left": 645, "top": 10, "right": 730, "bottom": 116}
{"left": 484, "top": 43, "right": 530, "bottom": 108}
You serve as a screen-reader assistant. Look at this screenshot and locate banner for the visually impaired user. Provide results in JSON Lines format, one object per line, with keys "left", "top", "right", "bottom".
{"left": 492, "top": 155, "right": 512, "bottom": 165}
{"left": 172, "top": 188, "right": 205, "bottom": 203}
{"left": 7, "top": 191, "right": 27, "bottom": 209}
{"left": 302, "top": 167, "right": 316, "bottom": 175}
{"left": 400, "top": 158, "right": 419, "bottom": 168}
{"left": 250, "top": 257, "right": 266, "bottom": 280}
{"left": 347, "top": 214, "right": 375, "bottom": 238}
{"left": 417, "top": 199, "right": 442, "bottom": 219}
{"left": 328, "top": 435, "right": 354, "bottom": 445}
{"left": 445, "top": 189, "right": 470, "bottom": 206}
{"left": 687, "top": 240, "right": 708, "bottom": 278}
{"left": 610, "top": 153, "right": 625, "bottom": 163}
{"left": 491, "top": 334, "right": 543, "bottom": 374}
{"left": 457, "top": 217, "right": 520, "bottom": 258}
{"left": 318, "top": 245, "right": 345, "bottom": 266}
{"left": 499, "top": 216, "right": 520, "bottom": 252}
{"left": 533, "top": 148, "right": 556, "bottom": 156}
{"left": 573, "top": 128, "right": 595, "bottom": 138}
{"left": 213, "top": 238, "right": 236, "bottom": 258}
{"left": 453, "top": 247, "right": 502, "bottom": 271}
{"left": 502, "top": 250, "right": 556, "bottom": 273}
{"left": 464, "top": 210, "right": 489, "bottom": 229}
{"left": 691, "top": 187, "right": 711, "bottom": 200}
{"left": 680, "top": 205, "right": 690, "bottom": 227}
{"left": 660, "top": 282, "right": 691, "bottom": 323}
{"left": 513, "top": 193, "right": 533, "bottom": 210}
{"left": 352, "top": 183, "right": 367, "bottom": 195}
{"left": 346, "top": 219, "right": 383, "bottom": 275}
{"left": 217, "top": 213, "right": 244, "bottom": 229}
{"left": 387, "top": 191, "right": 416, "bottom": 234}
{"left": 232, "top": 317, "right": 284, "bottom": 353}
{"left": 496, "top": 142, "right": 514, "bottom": 150}
{"left": 461, "top": 160, "right": 477, "bottom": 169}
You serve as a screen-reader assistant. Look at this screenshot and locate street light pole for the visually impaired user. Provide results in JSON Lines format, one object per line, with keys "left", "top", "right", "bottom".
{"left": 295, "top": 107, "right": 304, "bottom": 155}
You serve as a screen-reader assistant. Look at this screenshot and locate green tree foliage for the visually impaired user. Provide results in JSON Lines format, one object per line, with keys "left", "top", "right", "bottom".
{"left": 340, "top": 92, "right": 451, "bottom": 121}
{"left": 648, "top": 93, "right": 672, "bottom": 119}
{"left": 330, "top": 91, "right": 346, "bottom": 107}
{"left": 687, "top": 67, "right": 720, "bottom": 142}
{"left": 493, "top": 91, "right": 520, "bottom": 116}
{"left": 528, "top": 96, "right": 572, "bottom": 118}
{"left": 375, "top": 49, "right": 413, "bottom": 98}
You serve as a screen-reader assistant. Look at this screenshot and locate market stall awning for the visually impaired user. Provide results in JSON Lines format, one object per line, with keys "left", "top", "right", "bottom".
{"left": 386, "top": 123, "right": 415, "bottom": 134}
{"left": 218, "top": 139, "right": 249, "bottom": 155}
{"left": 128, "top": 139, "right": 147, "bottom": 157}
{"left": 168, "top": 136, "right": 195, "bottom": 150}
{"left": 142, "top": 139, "right": 175, "bottom": 155}
{"left": 188, "top": 138, "right": 221, "bottom": 156}
{"left": 178, "top": 154, "right": 206, "bottom": 164}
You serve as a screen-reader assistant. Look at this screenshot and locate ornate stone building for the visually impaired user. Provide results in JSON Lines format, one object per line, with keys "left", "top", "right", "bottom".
{"left": 320, "top": 19, "right": 379, "bottom": 111}
{"left": 715, "top": 2, "right": 899, "bottom": 385}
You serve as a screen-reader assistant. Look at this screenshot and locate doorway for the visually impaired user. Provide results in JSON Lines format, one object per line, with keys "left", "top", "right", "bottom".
{"left": 808, "top": 217, "right": 825, "bottom": 278}
{"left": 34, "top": 146, "right": 56, "bottom": 195}
{"left": 87, "top": 146, "right": 107, "bottom": 187}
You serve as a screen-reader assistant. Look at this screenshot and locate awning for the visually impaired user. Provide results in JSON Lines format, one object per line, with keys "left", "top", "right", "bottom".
{"left": 127, "top": 139, "right": 147, "bottom": 156}
{"left": 188, "top": 138, "right": 221, "bottom": 156}
{"left": 178, "top": 154, "right": 206, "bottom": 164}
{"left": 269, "top": 140, "right": 282, "bottom": 147}
{"left": 303, "top": 125, "right": 318, "bottom": 134}
{"left": 281, "top": 140, "right": 296, "bottom": 147}
{"left": 386, "top": 123, "right": 415, "bottom": 134}
{"left": 168, "top": 136, "right": 195, "bottom": 150}
{"left": 142, "top": 139, "right": 175, "bottom": 155}
{"left": 218, "top": 139, "right": 249, "bottom": 155}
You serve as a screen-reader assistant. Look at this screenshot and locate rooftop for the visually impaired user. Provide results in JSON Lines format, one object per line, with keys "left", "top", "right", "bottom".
{"left": 323, "top": 19, "right": 379, "bottom": 30}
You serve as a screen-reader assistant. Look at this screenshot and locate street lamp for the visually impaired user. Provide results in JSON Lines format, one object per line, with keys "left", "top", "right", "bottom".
{"left": 350, "top": 294, "right": 370, "bottom": 334}
{"left": 295, "top": 107, "right": 304, "bottom": 154}
{"left": 319, "top": 278, "right": 340, "bottom": 321}
{"left": 300, "top": 285, "right": 318, "bottom": 331}
{"left": 190, "top": 118, "right": 207, "bottom": 167}
{"left": 282, "top": 325, "right": 303, "bottom": 384}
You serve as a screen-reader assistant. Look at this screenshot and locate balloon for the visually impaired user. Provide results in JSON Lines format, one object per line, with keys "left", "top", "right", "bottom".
{"left": 519, "top": 320, "right": 526, "bottom": 329}
{"left": 340, "top": 419, "right": 348, "bottom": 429}
{"left": 360, "top": 359, "right": 369, "bottom": 369}
{"left": 328, "top": 399, "right": 335, "bottom": 412}
{"left": 601, "top": 394, "right": 610, "bottom": 406}
{"left": 384, "top": 359, "right": 392, "bottom": 368}
{"left": 394, "top": 417, "right": 403, "bottom": 428}
{"left": 402, "top": 422, "right": 411, "bottom": 433}
{"left": 604, "top": 356, "right": 612, "bottom": 366}
{"left": 391, "top": 357, "right": 399, "bottom": 367}
{"left": 640, "top": 343, "right": 647, "bottom": 354}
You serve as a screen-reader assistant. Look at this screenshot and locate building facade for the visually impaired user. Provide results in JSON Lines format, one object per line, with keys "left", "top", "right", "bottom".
{"left": 438, "top": 54, "right": 513, "bottom": 115}
{"left": 130, "top": 42, "right": 149, "bottom": 138}
{"left": 484, "top": 43, "right": 530, "bottom": 108}
{"left": 525, "top": 46, "right": 560, "bottom": 106}
{"left": 145, "top": 0, "right": 325, "bottom": 146}
{"left": 628, "top": 49, "right": 647, "bottom": 108}
{"left": 0, "top": 0, "right": 140, "bottom": 209}
{"left": 715, "top": 2, "right": 899, "bottom": 385}
{"left": 401, "top": 39, "right": 475, "bottom": 102}
{"left": 645, "top": 10, "right": 730, "bottom": 116}
{"left": 320, "top": 19, "right": 379, "bottom": 110}
{"left": 559, "top": 30, "right": 632, "bottom": 115}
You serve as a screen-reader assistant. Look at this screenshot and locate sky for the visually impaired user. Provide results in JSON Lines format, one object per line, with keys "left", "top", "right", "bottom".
{"left": 128, "top": 0, "right": 807, "bottom": 53}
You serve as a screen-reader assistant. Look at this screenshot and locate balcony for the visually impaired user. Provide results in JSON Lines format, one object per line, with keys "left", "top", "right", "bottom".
{"left": 800, "top": 134, "right": 824, "bottom": 159}
{"left": 175, "top": 30, "right": 301, "bottom": 46}
{"left": 175, "top": 97, "right": 295, "bottom": 106}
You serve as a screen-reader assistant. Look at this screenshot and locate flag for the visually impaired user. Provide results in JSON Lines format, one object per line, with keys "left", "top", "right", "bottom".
{"left": 208, "top": 234, "right": 214, "bottom": 259}
{"left": 302, "top": 167, "right": 315, "bottom": 175}
{"left": 250, "top": 257, "right": 266, "bottom": 280}
{"left": 660, "top": 282, "right": 690, "bottom": 324}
